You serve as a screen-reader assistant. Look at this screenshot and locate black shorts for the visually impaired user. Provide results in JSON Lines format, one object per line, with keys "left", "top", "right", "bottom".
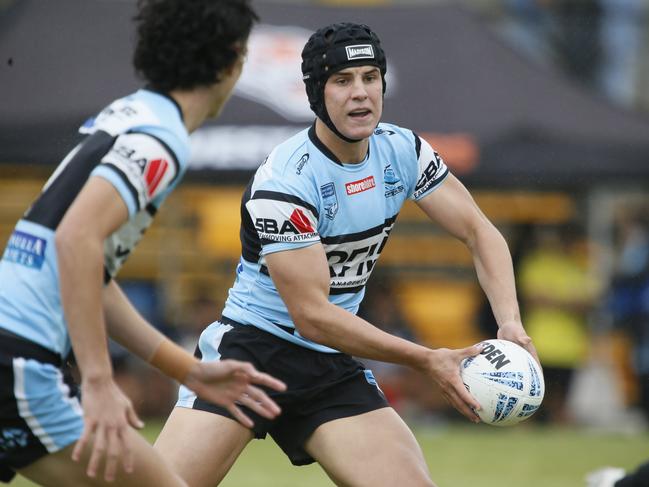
{"left": 0, "top": 328, "right": 81, "bottom": 484}
{"left": 176, "top": 318, "right": 390, "bottom": 466}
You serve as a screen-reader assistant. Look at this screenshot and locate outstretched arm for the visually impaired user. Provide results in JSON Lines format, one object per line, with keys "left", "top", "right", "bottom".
{"left": 102, "top": 279, "right": 285, "bottom": 427}
{"left": 415, "top": 174, "right": 538, "bottom": 361}
{"left": 265, "top": 244, "right": 482, "bottom": 422}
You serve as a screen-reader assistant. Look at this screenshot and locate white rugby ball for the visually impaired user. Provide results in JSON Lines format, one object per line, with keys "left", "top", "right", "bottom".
{"left": 460, "top": 339, "right": 544, "bottom": 426}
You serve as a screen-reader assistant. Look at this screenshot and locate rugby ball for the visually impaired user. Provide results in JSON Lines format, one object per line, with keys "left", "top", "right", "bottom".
{"left": 460, "top": 339, "right": 544, "bottom": 426}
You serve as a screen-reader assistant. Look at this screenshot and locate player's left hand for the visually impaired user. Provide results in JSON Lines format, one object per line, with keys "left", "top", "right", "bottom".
{"left": 182, "top": 359, "right": 286, "bottom": 429}
{"left": 497, "top": 321, "right": 540, "bottom": 364}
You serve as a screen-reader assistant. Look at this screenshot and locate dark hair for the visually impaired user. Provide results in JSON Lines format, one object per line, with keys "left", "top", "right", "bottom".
{"left": 133, "top": 0, "right": 258, "bottom": 92}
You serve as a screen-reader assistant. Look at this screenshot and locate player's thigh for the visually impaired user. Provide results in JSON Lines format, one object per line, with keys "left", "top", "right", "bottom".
{"left": 17, "top": 427, "right": 187, "bottom": 487}
{"left": 305, "top": 408, "right": 435, "bottom": 487}
{"left": 155, "top": 406, "right": 253, "bottom": 487}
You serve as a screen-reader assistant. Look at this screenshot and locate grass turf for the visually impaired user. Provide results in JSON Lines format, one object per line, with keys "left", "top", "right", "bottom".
{"left": 9, "top": 421, "right": 648, "bottom": 486}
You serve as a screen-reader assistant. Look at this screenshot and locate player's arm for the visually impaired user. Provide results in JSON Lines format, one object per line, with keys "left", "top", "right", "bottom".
{"left": 415, "top": 173, "right": 538, "bottom": 361}
{"left": 56, "top": 176, "right": 142, "bottom": 480}
{"left": 102, "top": 279, "right": 285, "bottom": 426}
{"left": 265, "top": 244, "right": 482, "bottom": 422}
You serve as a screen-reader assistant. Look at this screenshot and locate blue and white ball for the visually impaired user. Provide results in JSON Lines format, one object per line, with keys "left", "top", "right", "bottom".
{"left": 461, "top": 339, "right": 544, "bottom": 426}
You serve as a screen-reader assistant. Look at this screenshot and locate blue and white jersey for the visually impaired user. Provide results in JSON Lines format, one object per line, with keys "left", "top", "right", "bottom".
{"left": 0, "top": 89, "right": 190, "bottom": 357}
{"left": 223, "top": 123, "right": 449, "bottom": 352}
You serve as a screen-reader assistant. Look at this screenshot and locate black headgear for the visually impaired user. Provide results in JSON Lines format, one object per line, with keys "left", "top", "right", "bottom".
{"left": 301, "top": 22, "right": 387, "bottom": 143}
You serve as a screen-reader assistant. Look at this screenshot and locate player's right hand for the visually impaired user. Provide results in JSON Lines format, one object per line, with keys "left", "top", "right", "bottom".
{"left": 183, "top": 359, "right": 286, "bottom": 429}
{"left": 422, "top": 344, "right": 484, "bottom": 423}
{"left": 72, "top": 376, "right": 144, "bottom": 482}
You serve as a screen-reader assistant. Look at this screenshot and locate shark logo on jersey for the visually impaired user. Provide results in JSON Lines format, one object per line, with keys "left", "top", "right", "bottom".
{"left": 383, "top": 164, "right": 404, "bottom": 198}
{"left": 320, "top": 182, "right": 338, "bottom": 220}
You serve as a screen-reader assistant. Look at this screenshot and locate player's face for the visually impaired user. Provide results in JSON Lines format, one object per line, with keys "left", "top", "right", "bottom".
{"left": 324, "top": 66, "right": 383, "bottom": 140}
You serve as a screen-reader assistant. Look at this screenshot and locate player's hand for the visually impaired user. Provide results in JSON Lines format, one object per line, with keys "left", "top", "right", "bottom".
{"left": 423, "top": 344, "right": 483, "bottom": 423}
{"left": 497, "top": 321, "right": 540, "bottom": 365}
{"left": 72, "top": 376, "right": 144, "bottom": 482}
{"left": 183, "top": 359, "right": 286, "bottom": 429}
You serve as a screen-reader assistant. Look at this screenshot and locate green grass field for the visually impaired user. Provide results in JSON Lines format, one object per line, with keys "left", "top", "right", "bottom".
{"left": 9, "top": 421, "right": 648, "bottom": 487}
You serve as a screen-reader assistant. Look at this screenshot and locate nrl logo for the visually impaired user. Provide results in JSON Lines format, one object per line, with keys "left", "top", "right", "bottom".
{"left": 345, "top": 44, "right": 374, "bottom": 60}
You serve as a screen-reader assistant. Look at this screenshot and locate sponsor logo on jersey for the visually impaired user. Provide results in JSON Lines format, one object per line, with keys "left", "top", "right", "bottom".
{"left": 345, "top": 44, "right": 374, "bottom": 60}
{"left": 345, "top": 176, "right": 376, "bottom": 195}
{"left": 374, "top": 128, "right": 396, "bottom": 136}
{"left": 289, "top": 208, "right": 315, "bottom": 233}
{"left": 413, "top": 151, "right": 445, "bottom": 199}
{"left": 4, "top": 230, "right": 47, "bottom": 270}
{"left": 383, "top": 164, "right": 404, "bottom": 198}
{"left": 82, "top": 104, "right": 139, "bottom": 134}
{"left": 112, "top": 144, "right": 148, "bottom": 171}
{"left": 254, "top": 208, "right": 318, "bottom": 243}
{"left": 295, "top": 153, "right": 309, "bottom": 175}
{"left": 325, "top": 217, "right": 395, "bottom": 290}
{"left": 144, "top": 158, "right": 170, "bottom": 196}
{"left": 320, "top": 182, "right": 338, "bottom": 220}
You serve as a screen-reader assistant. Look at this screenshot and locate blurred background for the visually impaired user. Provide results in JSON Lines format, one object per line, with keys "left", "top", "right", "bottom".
{"left": 2, "top": 0, "right": 649, "bottom": 438}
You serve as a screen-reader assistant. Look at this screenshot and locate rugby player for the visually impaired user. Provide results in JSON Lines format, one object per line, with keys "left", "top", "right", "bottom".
{"left": 0, "top": 1, "right": 285, "bottom": 485}
{"left": 156, "top": 22, "right": 538, "bottom": 487}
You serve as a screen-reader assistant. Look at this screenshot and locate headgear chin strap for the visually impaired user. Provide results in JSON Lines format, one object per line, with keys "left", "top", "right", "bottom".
{"left": 301, "top": 22, "right": 387, "bottom": 143}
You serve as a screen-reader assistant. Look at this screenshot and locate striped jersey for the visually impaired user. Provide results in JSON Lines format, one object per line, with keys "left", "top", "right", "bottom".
{"left": 0, "top": 89, "right": 190, "bottom": 357}
{"left": 222, "top": 123, "right": 449, "bottom": 352}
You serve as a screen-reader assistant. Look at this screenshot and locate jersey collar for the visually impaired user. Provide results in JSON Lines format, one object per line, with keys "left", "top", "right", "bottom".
{"left": 308, "top": 123, "right": 370, "bottom": 167}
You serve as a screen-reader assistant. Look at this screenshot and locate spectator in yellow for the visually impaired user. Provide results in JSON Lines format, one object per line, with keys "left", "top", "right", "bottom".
{"left": 518, "top": 224, "right": 599, "bottom": 424}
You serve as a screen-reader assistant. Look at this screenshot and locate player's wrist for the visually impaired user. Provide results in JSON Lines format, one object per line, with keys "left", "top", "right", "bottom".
{"left": 149, "top": 339, "right": 198, "bottom": 383}
{"left": 81, "top": 371, "right": 114, "bottom": 386}
{"left": 408, "top": 346, "right": 436, "bottom": 373}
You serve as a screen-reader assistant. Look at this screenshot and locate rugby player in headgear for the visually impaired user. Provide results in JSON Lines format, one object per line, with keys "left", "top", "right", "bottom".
{"left": 156, "top": 21, "right": 538, "bottom": 487}
{"left": 301, "top": 22, "right": 387, "bottom": 143}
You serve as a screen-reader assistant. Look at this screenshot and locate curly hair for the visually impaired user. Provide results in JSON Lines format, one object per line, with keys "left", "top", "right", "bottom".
{"left": 133, "top": 0, "right": 258, "bottom": 92}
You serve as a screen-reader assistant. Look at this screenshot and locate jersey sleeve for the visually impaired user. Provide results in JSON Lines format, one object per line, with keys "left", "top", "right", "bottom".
{"left": 90, "top": 132, "right": 179, "bottom": 216}
{"left": 245, "top": 164, "right": 321, "bottom": 257}
{"left": 409, "top": 134, "right": 450, "bottom": 201}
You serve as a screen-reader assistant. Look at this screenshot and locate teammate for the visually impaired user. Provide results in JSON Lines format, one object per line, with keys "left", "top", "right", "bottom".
{"left": 155, "top": 22, "right": 538, "bottom": 487}
{"left": 0, "top": 1, "right": 286, "bottom": 486}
